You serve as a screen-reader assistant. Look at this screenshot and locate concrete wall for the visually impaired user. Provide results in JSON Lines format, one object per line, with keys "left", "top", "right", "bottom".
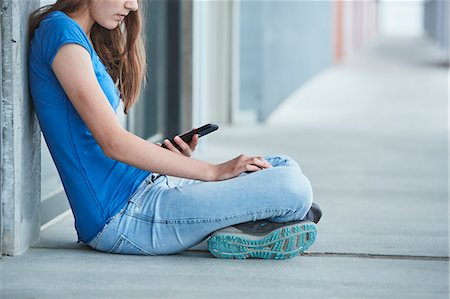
{"left": 0, "top": 0, "right": 2, "bottom": 255}
{"left": 424, "top": 0, "right": 449, "bottom": 51}
{"left": 239, "top": 1, "right": 379, "bottom": 122}
{"left": 1, "top": 0, "right": 41, "bottom": 255}
{"left": 240, "top": 1, "right": 333, "bottom": 121}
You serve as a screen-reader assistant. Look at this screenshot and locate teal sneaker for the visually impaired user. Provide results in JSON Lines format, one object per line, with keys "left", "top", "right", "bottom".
{"left": 207, "top": 220, "right": 317, "bottom": 259}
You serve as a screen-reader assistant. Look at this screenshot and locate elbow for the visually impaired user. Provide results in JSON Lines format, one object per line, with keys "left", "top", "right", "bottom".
{"left": 102, "top": 144, "right": 116, "bottom": 160}
{"left": 100, "top": 129, "right": 125, "bottom": 160}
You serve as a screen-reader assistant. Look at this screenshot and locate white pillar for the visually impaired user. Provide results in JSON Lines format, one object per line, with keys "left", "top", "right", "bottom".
{"left": 193, "top": 0, "right": 235, "bottom": 126}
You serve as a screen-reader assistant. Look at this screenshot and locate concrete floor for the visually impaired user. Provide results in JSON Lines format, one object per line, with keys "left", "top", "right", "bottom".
{"left": 1, "top": 36, "right": 448, "bottom": 298}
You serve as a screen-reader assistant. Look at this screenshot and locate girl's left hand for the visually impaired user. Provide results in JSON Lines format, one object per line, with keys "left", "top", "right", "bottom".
{"left": 161, "top": 134, "right": 199, "bottom": 157}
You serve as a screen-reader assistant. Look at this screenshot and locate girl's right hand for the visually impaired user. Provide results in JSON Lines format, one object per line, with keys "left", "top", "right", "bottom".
{"left": 212, "top": 154, "right": 272, "bottom": 181}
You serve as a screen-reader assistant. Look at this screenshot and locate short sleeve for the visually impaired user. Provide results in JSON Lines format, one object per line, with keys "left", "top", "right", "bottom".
{"left": 39, "top": 13, "right": 93, "bottom": 67}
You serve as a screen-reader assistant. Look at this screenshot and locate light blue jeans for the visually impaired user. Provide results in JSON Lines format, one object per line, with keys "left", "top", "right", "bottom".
{"left": 87, "top": 155, "right": 313, "bottom": 255}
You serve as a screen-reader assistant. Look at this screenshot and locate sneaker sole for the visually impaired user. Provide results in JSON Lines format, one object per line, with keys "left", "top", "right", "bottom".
{"left": 207, "top": 222, "right": 318, "bottom": 260}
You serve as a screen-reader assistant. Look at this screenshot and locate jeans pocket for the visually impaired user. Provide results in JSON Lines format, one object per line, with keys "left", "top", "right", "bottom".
{"left": 109, "top": 234, "right": 153, "bottom": 256}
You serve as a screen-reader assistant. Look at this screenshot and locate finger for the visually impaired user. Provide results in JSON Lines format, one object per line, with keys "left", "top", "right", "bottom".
{"left": 248, "top": 157, "right": 269, "bottom": 169}
{"left": 256, "top": 156, "right": 272, "bottom": 168}
{"left": 244, "top": 164, "right": 263, "bottom": 173}
{"left": 163, "top": 139, "right": 181, "bottom": 154}
{"left": 174, "top": 136, "right": 192, "bottom": 157}
{"left": 189, "top": 134, "right": 199, "bottom": 150}
{"left": 190, "top": 134, "right": 199, "bottom": 145}
{"left": 156, "top": 142, "right": 162, "bottom": 146}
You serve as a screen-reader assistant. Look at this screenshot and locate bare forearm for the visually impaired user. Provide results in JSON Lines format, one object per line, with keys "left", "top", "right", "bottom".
{"left": 107, "top": 129, "right": 215, "bottom": 181}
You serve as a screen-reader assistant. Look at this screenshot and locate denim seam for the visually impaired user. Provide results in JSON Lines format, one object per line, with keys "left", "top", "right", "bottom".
{"left": 126, "top": 175, "right": 166, "bottom": 207}
{"left": 127, "top": 175, "right": 153, "bottom": 202}
{"left": 109, "top": 234, "right": 153, "bottom": 255}
{"left": 89, "top": 208, "right": 125, "bottom": 248}
{"left": 127, "top": 208, "right": 297, "bottom": 224}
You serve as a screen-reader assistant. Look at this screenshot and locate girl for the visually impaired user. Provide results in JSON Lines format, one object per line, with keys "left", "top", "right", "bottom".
{"left": 28, "top": 0, "right": 321, "bottom": 259}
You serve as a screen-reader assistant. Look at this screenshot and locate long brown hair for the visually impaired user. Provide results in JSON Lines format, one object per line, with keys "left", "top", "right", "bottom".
{"left": 28, "top": 0, "right": 146, "bottom": 114}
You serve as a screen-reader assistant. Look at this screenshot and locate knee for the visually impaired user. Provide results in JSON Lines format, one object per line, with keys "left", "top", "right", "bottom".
{"left": 277, "top": 168, "right": 313, "bottom": 213}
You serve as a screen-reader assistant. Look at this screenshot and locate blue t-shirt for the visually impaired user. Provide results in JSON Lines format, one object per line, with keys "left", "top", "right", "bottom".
{"left": 28, "top": 11, "right": 151, "bottom": 243}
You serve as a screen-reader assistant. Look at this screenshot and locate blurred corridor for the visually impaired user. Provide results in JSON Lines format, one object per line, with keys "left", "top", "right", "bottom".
{"left": 199, "top": 35, "right": 448, "bottom": 259}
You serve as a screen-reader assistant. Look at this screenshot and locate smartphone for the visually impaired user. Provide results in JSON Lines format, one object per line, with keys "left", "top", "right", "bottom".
{"left": 161, "top": 123, "right": 219, "bottom": 151}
